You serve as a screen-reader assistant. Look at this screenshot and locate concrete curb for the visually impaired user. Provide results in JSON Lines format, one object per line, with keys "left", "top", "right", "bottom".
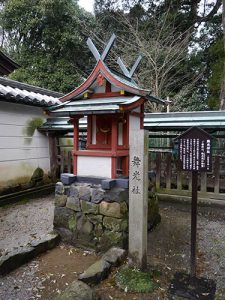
{"left": 0, "top": 232, "right": 60, "bottom": 275}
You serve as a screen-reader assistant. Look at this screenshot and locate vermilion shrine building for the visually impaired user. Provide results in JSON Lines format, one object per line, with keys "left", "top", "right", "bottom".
{"left": 49, "top": 34, "right": 163, "bottom": 180}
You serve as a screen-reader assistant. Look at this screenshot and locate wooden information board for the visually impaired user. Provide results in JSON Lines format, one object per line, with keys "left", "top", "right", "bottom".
{"left": 175, "top": 127, "right": 213, "bottom": 277}
{"left": 178, "top": 127, "right": 212, "bottom": 172}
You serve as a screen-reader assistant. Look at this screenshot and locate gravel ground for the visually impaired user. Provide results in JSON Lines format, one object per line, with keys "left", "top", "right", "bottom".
{"left": 0, "top": 195, "right": 55, "bottom": 256}
{"left": 148, "top": 202, "right": 225, "bottom": 299}
{"left": 0, "top": 196, "right": 225, "bottom": 299}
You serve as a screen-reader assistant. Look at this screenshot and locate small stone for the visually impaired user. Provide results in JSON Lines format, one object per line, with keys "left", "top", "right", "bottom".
{"left": 99, "top": 201, "right": 128, "bottom": 218}
{"left": 81, "top": 200, "right": 99, "bottom": 215}
{"left": 102, "top": 247, "right": 127, "bottom": 266}
{"left": 91, "top": 188, "right": 105, "bottom": 203}
{"left": 87, "top": 214, "right": 103, "bottom": 224}
{"left": 55, "top": 195, "right": 67, "bottom": 207}
{"left": 66, "top": 197, "right": 81, "bottom": 211}
{"left": 79, "top": 259, "right": 111, "bottom": 284}
{"left": 98, "top": 231, "right": 126, "bottom": 252}
{"left": 68, "top": 215, "right": 77, "bottom": 232}
{"left": 79, "top": 186, "right": 91, "bottom": 201}
{"left": 69, "top": 185, "right": 79, "bottom": 198}
{"left": 77, "top": 215, "right": 94, "bottom": 235}
{"left": 94, "top": 224, "right": 103, "bottom": 238}
{"left": 103, "top": 217, "right": 128, "bottom": 232}
{"left": 55, "top": 182, "right": 65, "bottom": 195}
{"left": 103, "top": 188, "right": 128, "bottom": 203}
{"left": 55, "top": 228, "right": 73, "bottom": 244}
{"left": 64, "top": 186, "right": 70, "bottom": 196}
{"left": 53, "top": 207, "right": 76, "bottom": 230}
{"left": 55, "top": 279, "right": 94, "bottom": 300}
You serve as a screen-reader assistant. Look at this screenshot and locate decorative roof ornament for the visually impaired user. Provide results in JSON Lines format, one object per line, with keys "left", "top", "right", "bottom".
{"left": 117, "top": 55, "right": 142, "bottom": 79}
{"left": 86, "top": 33, "right": 116, "bottom": 62}
{"left": 87, "top": 33, "right": 142, "bottom": 80}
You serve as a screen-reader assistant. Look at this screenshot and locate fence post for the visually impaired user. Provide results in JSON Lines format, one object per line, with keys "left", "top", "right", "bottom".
{"left": 214, "top": 155, "right": 220, "bottom": 194}
{"left": 155, "top": 152, "right": 161, "bottom": 190}
{"left": 49, "top": 133, "right": 58, "bottom": 181}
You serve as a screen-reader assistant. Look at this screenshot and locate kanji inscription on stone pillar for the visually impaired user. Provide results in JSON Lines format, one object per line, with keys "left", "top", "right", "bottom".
{"left": 129, "top": 129, "right": 149, "bottom": 269}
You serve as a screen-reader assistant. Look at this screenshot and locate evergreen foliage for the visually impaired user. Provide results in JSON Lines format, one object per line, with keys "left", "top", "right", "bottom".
{"left": 0, "top": 0, "right": 94, "bottom": 93}
{"left": 0, "top": 0, "right": 223, "bottom": 111}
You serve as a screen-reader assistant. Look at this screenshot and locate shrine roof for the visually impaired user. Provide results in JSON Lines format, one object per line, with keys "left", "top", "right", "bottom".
{"left": 58, "top": 60, "right": 153, "bottom": 103}
{"left": 40, "top": 110, "right": 225, "bottom": 132}
{"left": 57, "top": 34, "right": 164, "bottom": 105}
{"left": 49, "top": 96, "right": 142, "bottom": 117}
{"left": 0, "top": 51, "right": 20, "bottom": 75}
{"left": 0, "top": 76, "right": 61, "bottom": 107}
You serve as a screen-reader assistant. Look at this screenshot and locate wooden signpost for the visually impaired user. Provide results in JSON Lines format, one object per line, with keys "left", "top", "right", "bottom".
{"left": 176, "top": 127, "right": 213, "bottom": 277}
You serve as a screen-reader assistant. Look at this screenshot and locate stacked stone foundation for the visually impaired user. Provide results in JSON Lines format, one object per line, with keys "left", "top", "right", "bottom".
{"left": 54, "top": 182, "right": 129, "bottom": 252}
{"left": 53, "top": 176, "right": 160, "bottom": 252}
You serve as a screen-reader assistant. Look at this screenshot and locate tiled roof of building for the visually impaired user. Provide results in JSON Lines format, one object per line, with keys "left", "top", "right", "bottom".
{"left": 40, "top": 111, "right": 225, "bottom": 132}
{"left": 0, "top": 76, "right": 62, "bottom": 107}
{"left": 49, "top": 96, "right": 141, "bottom": 117}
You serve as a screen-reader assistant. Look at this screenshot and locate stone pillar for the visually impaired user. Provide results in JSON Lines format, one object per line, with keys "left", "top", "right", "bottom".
{"left": 129, "top": 129, "right": 148, "bottom": 270}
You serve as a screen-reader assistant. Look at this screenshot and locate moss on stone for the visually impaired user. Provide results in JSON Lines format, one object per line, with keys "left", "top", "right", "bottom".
{"left": 115, "top": 266, "right": 157, "bottom": 293}
{"left": 30, "top": 167, "right": 44, "bottom": 186}
{"left": 68, "top": 215, "right": 77, "bottom": 232}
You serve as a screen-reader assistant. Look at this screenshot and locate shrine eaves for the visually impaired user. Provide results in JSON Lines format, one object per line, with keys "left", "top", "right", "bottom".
{"left": 46, "top": 34, "right": 165, "bottom": 179}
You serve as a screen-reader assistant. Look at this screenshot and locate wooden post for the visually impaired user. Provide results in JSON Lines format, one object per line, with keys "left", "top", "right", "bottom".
{"left": 48, "top": 133, "right": 58, "bottom": 181}
{"left": 166, "top": 152, "right": 172, "bottom": 189}
{"left": 191, "top": 171, "right": 198, "bottom": 277}
{"left": 155, "top": 152, "right": 161, "bottom": 190}
{"left": 214, "top": 155, "right": 220, "bottom": 194}
{"left": 72, "top": 117, "right": 79, "bottom": 175}
{"left": 200, "top": 172, "right": 207, "bottom": 193}
{"left": 111, "top": 118, "right": 118, "bottom": 178}
{"left": 129, "top": 129, "right": 148, "bottom": 270}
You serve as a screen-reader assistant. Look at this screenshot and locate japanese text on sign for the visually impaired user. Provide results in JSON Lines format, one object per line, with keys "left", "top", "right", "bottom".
{"left": 131, "top": 156, "right": 142, "bottom": 195}
{"left": 179, "top": 137, "right": 212, "bottom": 172}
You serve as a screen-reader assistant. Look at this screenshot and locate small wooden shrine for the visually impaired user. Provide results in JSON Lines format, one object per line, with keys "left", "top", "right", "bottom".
{"left": 49, "top": 34, "right": 161, "bottom": 179}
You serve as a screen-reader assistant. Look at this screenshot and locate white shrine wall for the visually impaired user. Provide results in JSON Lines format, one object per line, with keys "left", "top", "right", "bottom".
{"left": 0, "top": 101, "right": 50, "bottom": 190}
{"left": 77, "top": 156, "right": 111, "bottom": 178}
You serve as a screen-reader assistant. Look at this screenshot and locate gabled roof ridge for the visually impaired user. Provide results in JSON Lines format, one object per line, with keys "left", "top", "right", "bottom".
{"left": 0, "top": 76, "right": 63, "bottom": 98}
{"left": 59, "top": 60, "right": 151, "bottom": 103}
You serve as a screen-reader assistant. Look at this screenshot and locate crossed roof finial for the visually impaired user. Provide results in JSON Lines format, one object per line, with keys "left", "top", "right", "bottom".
{"left": 87, "top": 33, "right": 116, "bottom": 62}
{"left": 87, "top": 33, "right": 142, "bottom": 79}
{"left": 117, "top": 55, "right": 142, "bottom": 79}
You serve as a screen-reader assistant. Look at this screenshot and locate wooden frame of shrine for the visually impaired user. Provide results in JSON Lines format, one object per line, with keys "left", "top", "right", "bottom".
{"left": 48, "top": 34, "right": 164, "bottom": 180}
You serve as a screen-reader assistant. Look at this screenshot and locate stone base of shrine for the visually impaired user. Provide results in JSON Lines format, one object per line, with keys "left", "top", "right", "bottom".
{"left": 53, "top": 174, "right": 160, "bottom": 252}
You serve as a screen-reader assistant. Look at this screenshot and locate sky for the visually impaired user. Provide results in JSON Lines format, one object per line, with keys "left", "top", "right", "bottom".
{"left": 79, "top": 0, "right": 94, "bottom": 13}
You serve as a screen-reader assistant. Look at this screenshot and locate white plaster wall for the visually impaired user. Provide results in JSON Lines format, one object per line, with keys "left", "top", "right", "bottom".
{"left": 77, "top": 156, "right": 111, "bottom": 178}
{"left": 0, "top": 102, "right": 50, "bottom": 187}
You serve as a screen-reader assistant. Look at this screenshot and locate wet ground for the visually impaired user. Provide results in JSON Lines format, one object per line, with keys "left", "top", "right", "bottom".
{"left": 0, "top": 196, "right": 225, "bottom": 299}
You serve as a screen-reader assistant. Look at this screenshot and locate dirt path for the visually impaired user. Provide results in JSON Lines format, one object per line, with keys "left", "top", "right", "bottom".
{"left": 0, "top": 244, "right": 98, "bottom": 300}
{"left": 0, "top": 197, "right": 225, "bottom": 299}
{"left": 96, "top": 203, "right": 225, "bottom": 299}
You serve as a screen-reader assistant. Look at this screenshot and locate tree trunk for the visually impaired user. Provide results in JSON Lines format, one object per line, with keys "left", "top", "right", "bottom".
{"left": 220, "top": 0, "right": 225, "bottom": 109}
